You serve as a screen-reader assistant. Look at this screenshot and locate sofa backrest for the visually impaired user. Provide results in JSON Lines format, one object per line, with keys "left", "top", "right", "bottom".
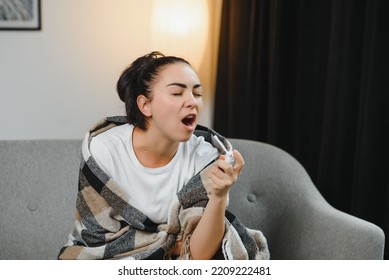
{"left": 0, "top": 140, "right": 81, "bottom": 259}
{"left": 228, "top": 138, "right": 325, "bottom": 257}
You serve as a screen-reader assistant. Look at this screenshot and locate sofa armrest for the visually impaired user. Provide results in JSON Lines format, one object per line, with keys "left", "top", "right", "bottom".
{"left": 274, "top": 198, "right": 385, "bottom": 259}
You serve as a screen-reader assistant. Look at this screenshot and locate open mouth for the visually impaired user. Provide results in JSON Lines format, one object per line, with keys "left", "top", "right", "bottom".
{"left": 181, "top": 114, "right": 196, "bottom": 127}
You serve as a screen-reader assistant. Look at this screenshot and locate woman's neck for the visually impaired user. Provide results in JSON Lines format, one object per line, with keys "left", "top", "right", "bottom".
{"left": 132, "top": 126, "right": 180, "bottom": 168}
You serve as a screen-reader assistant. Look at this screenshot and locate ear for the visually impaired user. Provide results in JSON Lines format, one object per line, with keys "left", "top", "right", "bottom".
{"left": 137, "top": 94, "right": 152, "bottom": 117}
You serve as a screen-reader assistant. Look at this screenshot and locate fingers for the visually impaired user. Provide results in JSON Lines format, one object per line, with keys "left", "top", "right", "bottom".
{"left": 214, "top": 149, "right": 245, "bottom": 183}
{"left": 233, "top": 149, "right": 245, "bottom": 174}
{"left": 201, "top": 150, "right": 245, "bottom": 199}
{"left": 210, "top": 163, "right": 235, "bottom": 187}
{"left": 218, "top": 149, "right": 245, "bottom": 174}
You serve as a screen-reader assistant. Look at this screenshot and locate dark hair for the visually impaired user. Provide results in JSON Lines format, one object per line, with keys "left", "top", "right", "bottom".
{"left": 117, "top": 51, "right": 191, "bottom": 130}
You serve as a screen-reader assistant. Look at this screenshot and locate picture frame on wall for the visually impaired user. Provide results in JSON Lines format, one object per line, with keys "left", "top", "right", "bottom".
{"left": 0, "top": 0, "right": 41, "bottom": 30}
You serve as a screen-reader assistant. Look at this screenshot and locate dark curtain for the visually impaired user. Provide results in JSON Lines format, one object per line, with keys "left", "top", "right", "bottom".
{"left": 214, "top": 0, "right": 389, "bottom": 259}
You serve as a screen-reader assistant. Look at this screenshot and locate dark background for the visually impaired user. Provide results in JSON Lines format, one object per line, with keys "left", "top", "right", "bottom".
{"left": 213, "top": 0, "right": 388, "bottom": 259}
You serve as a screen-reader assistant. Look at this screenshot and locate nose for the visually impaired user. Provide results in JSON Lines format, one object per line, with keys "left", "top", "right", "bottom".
{"left": 184, "top": 92, "right": 199, "bottom": 108}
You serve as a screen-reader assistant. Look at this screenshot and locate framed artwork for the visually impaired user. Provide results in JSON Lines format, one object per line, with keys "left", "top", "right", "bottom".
{"left": 0, "top": 0, "right": 41, "bottom": 30}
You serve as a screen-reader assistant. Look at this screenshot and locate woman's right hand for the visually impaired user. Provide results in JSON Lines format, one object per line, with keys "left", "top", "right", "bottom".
{"left": 189, "top": 150, "right": 245, "bottom": 259}
{"left": 201, "top": 149, "right": 245, "bottom": 200}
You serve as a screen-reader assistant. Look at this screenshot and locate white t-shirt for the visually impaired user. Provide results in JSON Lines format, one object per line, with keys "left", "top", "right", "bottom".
{"left": 89, "top": 124, "right": 219, "bottom": 223}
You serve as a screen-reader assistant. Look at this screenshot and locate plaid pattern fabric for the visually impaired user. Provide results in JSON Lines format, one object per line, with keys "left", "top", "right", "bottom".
{"left": 58, "top": 116, "right": 269, "bottom": 260}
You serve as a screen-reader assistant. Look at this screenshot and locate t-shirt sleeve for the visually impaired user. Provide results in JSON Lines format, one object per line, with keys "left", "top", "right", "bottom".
{"left": 89, "top": 137, "right": 114, "bottom": 177}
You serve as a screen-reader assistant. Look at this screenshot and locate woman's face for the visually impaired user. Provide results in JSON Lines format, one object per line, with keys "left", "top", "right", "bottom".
{"left": 144, "top": 62, "right": 203, "bottom": 142}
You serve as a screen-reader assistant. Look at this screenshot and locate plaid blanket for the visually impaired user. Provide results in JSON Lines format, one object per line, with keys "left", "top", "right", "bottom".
{"left": 58, "top": 116, "right": 269, "bottom": 260}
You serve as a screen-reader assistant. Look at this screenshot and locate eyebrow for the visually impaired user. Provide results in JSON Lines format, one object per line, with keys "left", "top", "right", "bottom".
{"left": 167, "top": 83, "right": 202, "bottom": 89}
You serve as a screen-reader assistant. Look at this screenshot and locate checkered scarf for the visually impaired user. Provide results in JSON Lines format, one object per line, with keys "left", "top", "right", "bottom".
{"left": 58, "top": 116, "right": 269, "bottom": 260}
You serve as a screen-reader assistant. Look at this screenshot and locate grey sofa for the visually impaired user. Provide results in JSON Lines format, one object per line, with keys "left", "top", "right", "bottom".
{"left": 0, "top": 139, "right": 385, "bottom": 260}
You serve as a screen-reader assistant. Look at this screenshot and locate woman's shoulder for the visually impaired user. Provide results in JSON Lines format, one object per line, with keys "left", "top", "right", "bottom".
{"left": 88, "top": 123, "right": 134, "bottom": 176}
{"left": 89, "top": 123, "right": 133, "bottom": 158}
{"left": 92, "top": 123, "right": 133, "bottom": 144}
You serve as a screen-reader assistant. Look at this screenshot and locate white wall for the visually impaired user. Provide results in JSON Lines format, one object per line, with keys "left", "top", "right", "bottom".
{"left": 0, "top": 0, "right": 221, "bottom": 140}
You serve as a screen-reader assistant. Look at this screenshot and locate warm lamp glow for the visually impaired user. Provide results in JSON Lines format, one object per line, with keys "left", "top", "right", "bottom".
{"left": 150, "top": 0, "right": 209, "bottom": 70}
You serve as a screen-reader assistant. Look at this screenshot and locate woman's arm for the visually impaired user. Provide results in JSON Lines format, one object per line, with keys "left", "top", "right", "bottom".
{"left": 189, "top": 150, "right": 245, "bottom": 260}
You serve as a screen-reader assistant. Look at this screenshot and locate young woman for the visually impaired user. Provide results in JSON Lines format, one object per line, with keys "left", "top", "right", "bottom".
{"left": 58, "top": 52, "right": 269, "bottom": 260}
